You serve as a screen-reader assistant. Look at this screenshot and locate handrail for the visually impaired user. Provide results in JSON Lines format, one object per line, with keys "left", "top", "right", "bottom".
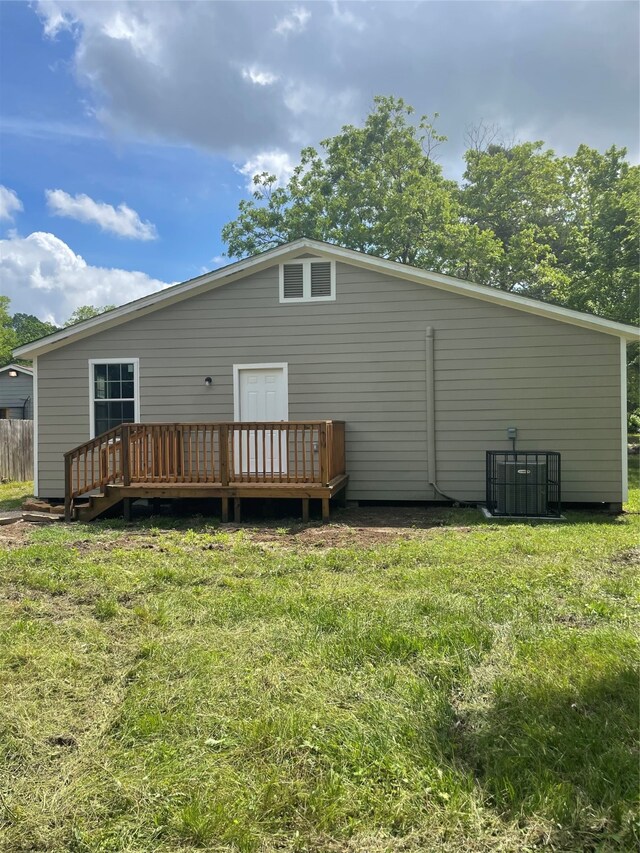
{"left": 63, "top": 422, "right": 124, "bottom": 458}
{"left": 64, "top": 421, "right": 346, "bottom": 520}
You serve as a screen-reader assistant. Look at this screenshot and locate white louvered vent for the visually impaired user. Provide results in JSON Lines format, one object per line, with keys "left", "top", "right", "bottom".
{"left": 310, "top": 262, "right": 332, "bottom": 297}
{"left": 282, "top": 264, "right": 304, "bottom": 299}
{"left": 279, "top": 259, "right": 335, "bottom": 302}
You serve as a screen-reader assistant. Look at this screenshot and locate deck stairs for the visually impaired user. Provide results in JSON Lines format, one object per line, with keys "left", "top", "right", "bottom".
{"left": 74, "top": 489, "right": 123, "bottom": 522}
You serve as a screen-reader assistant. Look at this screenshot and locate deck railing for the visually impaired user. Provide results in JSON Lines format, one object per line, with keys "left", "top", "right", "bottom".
{"left": 64, "top": 421, "right": 346, "bottom": 517}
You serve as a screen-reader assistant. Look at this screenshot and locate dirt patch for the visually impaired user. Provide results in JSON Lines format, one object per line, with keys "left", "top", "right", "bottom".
{"left": 553, "top": 613, "right": 597, "bottom": 629}
{"left": 236, "top": 506, "right": 473, "bottom": 549}
{"left": 71, "top": 534, "right": 166, "bottom": 554}
{"left": 613, "top": 547, "right": 640, "bottom": 565}
{"left": 0, "top": 520, "right": 32, "bottom": 548}
{"left": 1, "top": 507, "right": 475, "bottom": 553}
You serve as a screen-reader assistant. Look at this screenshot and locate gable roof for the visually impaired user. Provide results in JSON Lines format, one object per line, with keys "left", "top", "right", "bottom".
{"left": 14, "top": 238, "right": 639, "bottom": 357}
{"left": 0, "top": 363, "right": 33, "bottom": 377}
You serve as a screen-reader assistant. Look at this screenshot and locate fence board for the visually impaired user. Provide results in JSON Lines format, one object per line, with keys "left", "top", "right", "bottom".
{"left": 0, "top": 420, "right": 34, "bottom": 481}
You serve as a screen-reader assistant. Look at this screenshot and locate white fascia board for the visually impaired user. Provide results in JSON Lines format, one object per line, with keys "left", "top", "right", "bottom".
{"left": 620, "top": 337, "right": 628, "bottom": 503}
{"left": 33, "top": 357, "right": 39, "bottom": 496}
{"left": 302, "top": 242, "right": 640, "bottom": 341}
{"left": 14, "top": 238, "right": 639, "bottom": 357}
{"left": 13, "top": 241, "right": 312, "bottom": 358}
{"left": 0, "top": 363, "right": 34, "bottom": 376}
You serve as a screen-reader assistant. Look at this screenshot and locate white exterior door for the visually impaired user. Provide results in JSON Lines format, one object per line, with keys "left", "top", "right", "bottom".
{"left": 234, "top": 364, "right": 288, "bottom": 474}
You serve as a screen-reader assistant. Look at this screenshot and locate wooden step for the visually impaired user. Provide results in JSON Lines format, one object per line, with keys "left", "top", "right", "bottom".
{"left": 75, "top": 490, "right": 123, "bottom": 522}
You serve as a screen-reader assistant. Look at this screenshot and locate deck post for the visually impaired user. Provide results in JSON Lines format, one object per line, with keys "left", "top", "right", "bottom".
{"left": 219, "top": 424, "right": 229, "bottom": 486}
{"left": 319, "top": 422, "right": 328, "bottom": 486}
{"left": 322, "top": 497, "right": 330, "bottom": 523}
{"left": 121, "top": 424, "right": 131, "bottom": 486}
{"left": 221, "top": 496, "right": 229, "bottom": 523}
{"left": 123, "top": 498, "right": 132, "bottom": 522}
{"left": 64, "top": 454, "right": 72, "bottom": 522}
{"left": 302, "top": 497, "right": 310, "bottom": 523}
{"left": 234, "top": 497, "right": 241, "bottom": 523}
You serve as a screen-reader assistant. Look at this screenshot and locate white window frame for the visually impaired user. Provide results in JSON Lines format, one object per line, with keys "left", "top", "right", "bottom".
{"left": 88, "top": 357, "right": 140, "bottom": 438}
{"left": 279, "top": 259, "right": 336, "bottom": 303}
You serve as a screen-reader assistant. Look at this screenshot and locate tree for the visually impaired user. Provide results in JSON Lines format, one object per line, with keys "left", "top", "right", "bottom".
{"left": 11, "top": 313, "right": 59, "bottom": 347}
{"left": 556, "top": 145, "right": 639, "bottom": 325}
{"left": 222, "top": 96, "right": 502, "bottom": 281}
{"left": 0, "top": 296, "right": 17, "bottom": 366}
{"left": 459, "top": 140, "right": 570, "bottom": 297}
{"left": 65, "top": 305, "right": 116, "bottom": 326}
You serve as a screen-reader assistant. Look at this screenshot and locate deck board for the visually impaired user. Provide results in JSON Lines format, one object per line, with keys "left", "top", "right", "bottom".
{"left": 108, "top": 474, "right": 349, "bottom": 501}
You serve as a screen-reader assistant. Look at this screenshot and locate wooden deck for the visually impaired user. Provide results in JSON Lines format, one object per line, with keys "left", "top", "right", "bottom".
{"left": 64, "top": 421, "right": 348, "bottom": 522}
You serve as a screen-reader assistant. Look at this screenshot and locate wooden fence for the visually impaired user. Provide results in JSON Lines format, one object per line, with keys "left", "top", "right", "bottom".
{"left": 0, "top": 420, "right": 34, "bottom": 482}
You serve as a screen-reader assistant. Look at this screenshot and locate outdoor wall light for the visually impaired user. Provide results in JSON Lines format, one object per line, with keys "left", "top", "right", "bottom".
{"left": 204, "top": 376, "right": 213, "bottom": 386}
{"left": 8, "top": 369, "right": 18, "bottom": 377}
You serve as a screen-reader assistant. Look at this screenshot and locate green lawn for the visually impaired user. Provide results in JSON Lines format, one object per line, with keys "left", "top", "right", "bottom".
{"left": 0, "top": 480, "right": 33, "bottom": 511}
{"left": 0, "top": 469, "right": 638, "bottom": 852}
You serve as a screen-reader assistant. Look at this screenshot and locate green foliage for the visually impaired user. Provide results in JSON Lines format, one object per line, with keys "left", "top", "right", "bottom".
{"left": 1, "top": 298, "right": 116, "bottom": 364}
{"left": 11, "top": 313, "right": 58, "bottom": 348}
{"left": 223, "top": 96, "right": 502, "bottom": 281}
{"left": 64, "top": 304, "right": 116, "bottom": 326}
{"left": 0, "top": 296, "right": 17, "bottom": 367}
{"left": 461, "top": 140, "right": 569, "bottom": 295}
{"left": 556, "top": 145, "right": 639, "bottom": 325}
{"left": 628, "top": 411, "right": 640, "bottom": 435}
{"left": 223, "top": 98, "right": 639, "bottom": 413}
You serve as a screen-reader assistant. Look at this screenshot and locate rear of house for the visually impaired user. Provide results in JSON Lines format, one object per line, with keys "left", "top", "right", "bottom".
{"left": 15, "top": 240, "right": 636, "bottom": 514}
{"left": 0, "top": 365, "right": 33, "bottom": 420}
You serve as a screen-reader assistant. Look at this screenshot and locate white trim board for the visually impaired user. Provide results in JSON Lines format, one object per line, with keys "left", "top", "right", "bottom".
{"left": 621, "top": 338, "right": 628, "bottom": 503}
{"left": 0, "top": 363, "right": 33, "bottom": 376}
{"left": 14, "top": 239, "right": 640, "bottom": 358}
{"left": 279, "top": 259, "right": 336, "bottom": 303}
{"left": 232, "top": 362, "right": 289, "bottom": 421}
{"left": 88, "top": 358, "right": 140, "bottom": 438}
{"left": 32, "top": 357, "right": 38, "bottom": 496}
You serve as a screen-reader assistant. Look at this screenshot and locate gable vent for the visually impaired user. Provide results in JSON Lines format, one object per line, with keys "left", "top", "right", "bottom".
{"left": 282, "top": 264, "right": 304, "bottom": 299}
{"left": 310, "top": 262, "right": 332, "bottom": 297}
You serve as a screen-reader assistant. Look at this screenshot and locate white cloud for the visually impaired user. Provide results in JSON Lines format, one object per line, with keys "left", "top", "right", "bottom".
{"left": 274, "top": 6, "right": 310, "bottom": 36}
{"left": 37, "top": 0, "right": 71, "bottom": 36}
{"left": 31, "top": 1, "right": 640, "bottom": 168}
{"left": 330, "top": 1, "right": 365, "bottom": 32}
{"left": 0, "top": 231, "right": 169, "bottom": 325}
{"left": 241, "top": 66, "right": 278, "bottom": 86}
{"left": 0, "top": 186, "right": 24, "bottom": 222}
{"left": 45, "top": 189, "right": 157, "bottom": 240}
{"left": 236, "top": 150, "right": 297, "bottom": 192}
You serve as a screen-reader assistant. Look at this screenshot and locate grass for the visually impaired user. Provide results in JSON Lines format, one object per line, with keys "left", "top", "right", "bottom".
{"left": 0, "top": 480, "right": 33, "bottom": 511}
{"left": 0, "top": 470, "right": 638, "bottom": 852}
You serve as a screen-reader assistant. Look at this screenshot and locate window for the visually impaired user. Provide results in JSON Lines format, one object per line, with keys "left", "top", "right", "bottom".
{"left": 89, "top": 359, "right": 139, "bottom": 437}
{"left": 279, "top": 260, "right": 336, "bottom": 303}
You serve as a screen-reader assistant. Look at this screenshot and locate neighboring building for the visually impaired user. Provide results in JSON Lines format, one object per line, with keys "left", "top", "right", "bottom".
{"left": 0, "top": 364, "right": 33, "bottom": 420}
{"left": 13, "top": 239, "right": 639, "bottom": 515}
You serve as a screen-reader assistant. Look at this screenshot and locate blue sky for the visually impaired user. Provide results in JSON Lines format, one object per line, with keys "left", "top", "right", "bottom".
{"left": 1, "top": 0, "right": 638, "bottom": 324}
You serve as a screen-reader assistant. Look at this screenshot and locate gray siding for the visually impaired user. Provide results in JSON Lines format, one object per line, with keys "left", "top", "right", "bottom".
{"left": 36, "top": 261, "right": 623, "bottom": 503}
{"left": 0, "top": 371, "right": 33, "bottom": 419}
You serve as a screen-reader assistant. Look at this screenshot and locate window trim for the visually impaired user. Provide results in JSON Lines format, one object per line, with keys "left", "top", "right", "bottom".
{"left": 88, "top": 357, "right": 140, "bottom": 438}
{"left": 279, "top": 259, "right": 336, "bottom": 303}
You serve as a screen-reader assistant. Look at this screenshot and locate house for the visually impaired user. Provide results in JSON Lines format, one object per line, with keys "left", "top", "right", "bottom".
{"left": 0, "top": 364, "right": 33, "bottom": 420}
{"left": 13, "top": 239, "right": 639, "bottom": 521}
